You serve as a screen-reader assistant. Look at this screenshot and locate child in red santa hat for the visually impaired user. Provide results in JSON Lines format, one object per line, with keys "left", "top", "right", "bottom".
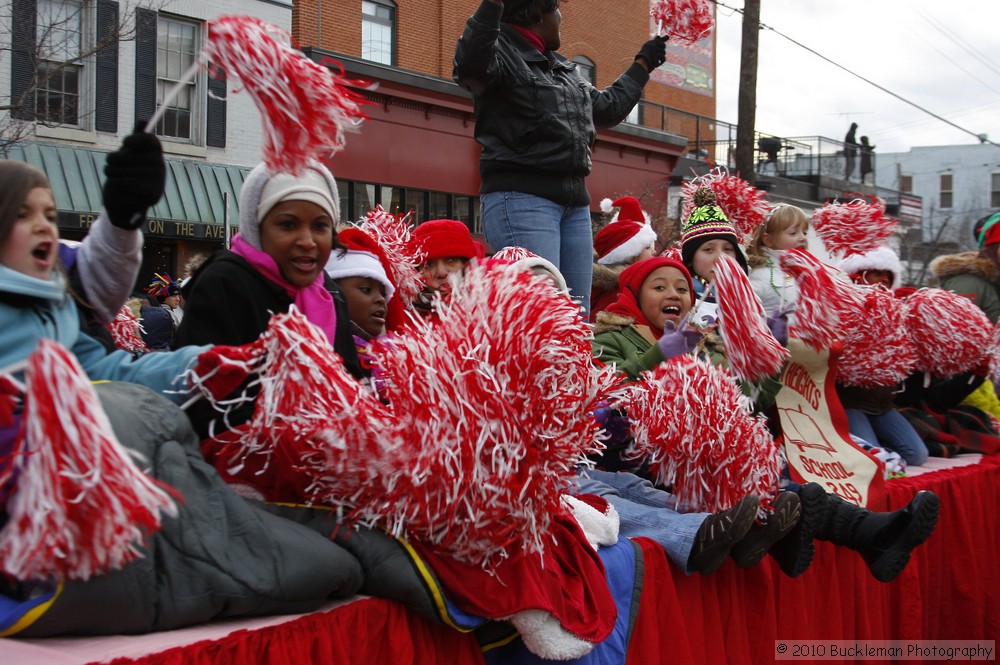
{"left": 325, "top": 227, "right": 405, "bottom": 391}
{"left": 590, "top": 196, "right": 658, "bottom": 322}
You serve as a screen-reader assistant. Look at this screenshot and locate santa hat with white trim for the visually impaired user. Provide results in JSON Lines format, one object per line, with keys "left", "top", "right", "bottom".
{"left": 836, "top": 245, "right": 904, "bottom": 290}
{"left": 595, "top": 196, "right": 657, "bottom": 266}
{"left": 325, "top": 228, "right": 396, "bottom": 301}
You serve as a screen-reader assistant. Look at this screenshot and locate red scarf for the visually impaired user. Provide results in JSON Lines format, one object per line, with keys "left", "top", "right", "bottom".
{"left": 605, "top": 288, "right": 661, "bottom": 337}
{"left": 510, "top": 24, "right": 546, "bottom": 53}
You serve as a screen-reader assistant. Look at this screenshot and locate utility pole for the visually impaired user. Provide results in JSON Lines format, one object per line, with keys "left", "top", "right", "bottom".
{"left": 734, "top": 0, "right": 760, "bottom": 186}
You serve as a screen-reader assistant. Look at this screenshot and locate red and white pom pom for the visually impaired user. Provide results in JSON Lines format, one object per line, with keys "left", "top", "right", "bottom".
{"left": 342, "top": 264, "right": 621, "bottom": 567}
{"left": 650, "top": 0, "right": 714, "bottom": 44}
{"left": 202, "top": 16, "right": 368, "bottom": 173}
{"left": 811, "top": 195, "right": 897, "bottom": 259}
{"left": 681, "top": 168, "right": 770, "bottom": 240}
{"left": 904, "top": 288, "right": 991, "bottom": 378}
{"left": 837, "top": 287, "right": 916, "bottom": 388}
{"left": 658, "top": 244, "right": 683, "bottom": 262}
{"left": 220, "top": 308, "right": 390, "bottom": 497}
{"left": 0, "top": 340, "right": 177, "bottom": 581}
{"left": 354, "top": 206, "right": 424, "bottom": 312}
{"left": 713, "top": 254, "right": 789, "bottom": 382}
{"left": 780, "top": 249, "right": 864, "bottom": 350}
{"left": 626, "top": 356, "right": 780, "bottom": 513}
{"left": 492, "top": 246, "right": 539, "bottom": 262}
{"left": 105, "top": 304, "right": 147, "bottom": 353}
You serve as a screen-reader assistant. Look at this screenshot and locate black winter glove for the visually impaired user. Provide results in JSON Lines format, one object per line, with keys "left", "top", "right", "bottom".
{"left": 635, "top": 36, "right": 668, "bottom": 71}
{"left": 102, "top": 121, "right": 166, "bottom": 229}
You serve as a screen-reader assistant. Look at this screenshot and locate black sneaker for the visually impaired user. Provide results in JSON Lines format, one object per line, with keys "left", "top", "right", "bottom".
{"left": 730, "top": 491, "right": 801, "bottom": 568}
{"left": 688, "top": 495, "right": 759, "bottom": 575}
{"left": 769, "top": 482, "right": 827, "bottom": 578}
{"left": 861, "top": 491, "right": 940, "bottom": 583}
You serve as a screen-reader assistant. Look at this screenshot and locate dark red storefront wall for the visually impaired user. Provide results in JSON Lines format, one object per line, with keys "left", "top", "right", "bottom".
{"left": 324, "top": 65, "right": 686, "bottom": 211}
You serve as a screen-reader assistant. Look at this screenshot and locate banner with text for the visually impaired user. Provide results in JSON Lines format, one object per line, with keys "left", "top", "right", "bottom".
{"left": 775, "top": 338, "right": 887, "bottom": 509}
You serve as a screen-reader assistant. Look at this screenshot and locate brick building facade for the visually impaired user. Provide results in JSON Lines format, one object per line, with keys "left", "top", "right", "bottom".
{"left": 290, "top": 0, "right": 714, "bottom": 235}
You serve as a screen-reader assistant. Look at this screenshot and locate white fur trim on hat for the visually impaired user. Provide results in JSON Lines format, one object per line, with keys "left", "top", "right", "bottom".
{"left": 512, "top": 256, "right": 569, "bottom": 294}
{"left": 836, "top": 246, "right": 903, "bottom": 290}
{"left": 237, "top": 160, "right": 340, "bottom": 250}
{"left": 597, "top": 223, "right": 657, "bottom": 266}
{"left": 324, "top": 249, "right": 395, "bottom": 300}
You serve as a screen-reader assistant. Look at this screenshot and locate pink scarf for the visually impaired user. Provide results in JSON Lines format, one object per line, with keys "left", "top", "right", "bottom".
{"left": 230, "top": 234, "right": 338, "bottom": 347}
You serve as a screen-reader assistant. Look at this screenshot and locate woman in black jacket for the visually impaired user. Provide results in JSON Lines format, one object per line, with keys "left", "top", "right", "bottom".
{"left": 175, "top": 159, "right": 362, "bottom": 442}
{"left": 453, "top": 0, "right": 665, "bottom": 315}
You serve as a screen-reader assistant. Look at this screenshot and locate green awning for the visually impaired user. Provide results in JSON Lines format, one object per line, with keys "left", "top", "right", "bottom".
{"left": 4, "top": 141, "right": 249, "bottom": 226}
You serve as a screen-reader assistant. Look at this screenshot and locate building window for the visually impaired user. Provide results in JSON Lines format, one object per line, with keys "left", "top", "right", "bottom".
{"left": 939, "top": 173, "right": 953, "bottom": 209}
{"left": 899, "top": 174, "right": 913, "bottom": 193}
{"left": 155, "top": 16, "right": 198, "bottom": 140}
{"left": 362, "top": 0, "right": 395, "bottom": 65}
{"left": 991, "top": 173, "right": 1000, "bottom": 208}
{"left": 36, "top": 0, "right": 83, "bottom": 126}
{"left": 572, "top": 56, "right": 595, "bottom": 85}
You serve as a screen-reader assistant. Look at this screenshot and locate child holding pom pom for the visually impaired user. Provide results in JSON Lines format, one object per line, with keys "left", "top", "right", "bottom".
{"left": 836, "top": 246, "right": 929, "bottom": 467}
{"left": 0, "top": 161, "right": 207, "bottom": 404}
{"left": 0, "top": 159, "right": 363, "bottom": 635}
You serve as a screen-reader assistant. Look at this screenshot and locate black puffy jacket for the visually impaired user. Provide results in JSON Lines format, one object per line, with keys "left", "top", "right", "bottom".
{"left": 454, "top": 0, "right": 648, "bottom": 207}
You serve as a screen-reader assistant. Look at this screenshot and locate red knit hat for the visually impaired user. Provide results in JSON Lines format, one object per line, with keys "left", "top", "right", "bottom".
{"left": 619, "top": 257, "right": 694, "bottom": 302}
{"left": 595, "top": 196, "right": 656, "bottom": 266}
{"left": 411, "top": 219, "right": 477, "bottom": 262}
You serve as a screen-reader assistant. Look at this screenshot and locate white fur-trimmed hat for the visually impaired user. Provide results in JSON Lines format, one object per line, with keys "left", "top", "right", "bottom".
{"left": 595, "top": 196, "right": 656, "bottom": 266}
{"left": 324, "top": 228, "right": 396, "bottom": 300}
{"left": 837, "top": 245, "right": 903, "bottom": 290}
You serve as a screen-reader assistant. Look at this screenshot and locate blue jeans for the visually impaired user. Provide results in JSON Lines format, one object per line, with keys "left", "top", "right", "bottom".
{"left": 845, "top": 407, "right": 929, "bottom": 466}
{"left": 574, "top": 468, "right": 707, "bottom": 573}
{"left": 481, "top": 191, "right": 594, "bottom": 314}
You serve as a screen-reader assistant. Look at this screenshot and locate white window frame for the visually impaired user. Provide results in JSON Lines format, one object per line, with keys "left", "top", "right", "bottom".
{"left": 35, "top": 0, "right": 87, "bottom": 128}
{"left": 155, "top": 15, "right": 201, "bottom": 143}
{"left": 362, "top": 0, "right": 395, "bottom": 66}
{"left": 940, "top": 172, "right": 953, "bottom": 210}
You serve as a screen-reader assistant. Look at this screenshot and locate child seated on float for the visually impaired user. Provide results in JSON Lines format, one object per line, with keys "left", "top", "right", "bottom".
{"left": 0, "top": 158, "right": 362, "bottom": 638}
{"left": 325, "top": 227, "right": 402, "bottom": 389}
{"left": 408, "top": 218, "right": 480, "bottom": 317}
{"left": 745, "top": 204, "right": 809, "bottom": 314}
{"left": 590, "top": 195, "right": 657, "bottom": 321}
{"left": 591, "top": 255, "right": 940, "bottom": 582}
{"left": 836, "top": 246, "right": 930, "bottom": 467}
{"left": 499, "top": 251, "right": 764, "bottom": 576}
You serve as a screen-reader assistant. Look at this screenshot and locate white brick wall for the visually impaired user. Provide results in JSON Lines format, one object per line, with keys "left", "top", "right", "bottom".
{"left": 0, "top": 0, "right": 293, "bottom": 167}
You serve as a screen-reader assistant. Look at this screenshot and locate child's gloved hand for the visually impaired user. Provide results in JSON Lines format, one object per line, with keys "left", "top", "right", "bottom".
{"left": 102, "top": 121, "right": 166, "bottom": 229}
{"left": 191, "top": 346, "right": 261, "bottom": 401}
{"left": 657, "top": 322, "right": 702, "bottom": 360}
{"left": 766, "top": 309, "right": 789, "bottom": 346}
{"left": 593, "top": 400, "right": 632, "bottom": 447}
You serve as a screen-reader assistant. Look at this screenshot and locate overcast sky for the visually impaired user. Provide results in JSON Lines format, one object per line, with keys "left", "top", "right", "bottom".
{"left": 713, "top": 0, "right": 1000, "bottom": 155}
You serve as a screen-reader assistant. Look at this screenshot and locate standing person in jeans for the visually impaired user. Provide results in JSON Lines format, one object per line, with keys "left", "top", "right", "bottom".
{"left": 454, "top": 0, "right": 666, "bottom": 315}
